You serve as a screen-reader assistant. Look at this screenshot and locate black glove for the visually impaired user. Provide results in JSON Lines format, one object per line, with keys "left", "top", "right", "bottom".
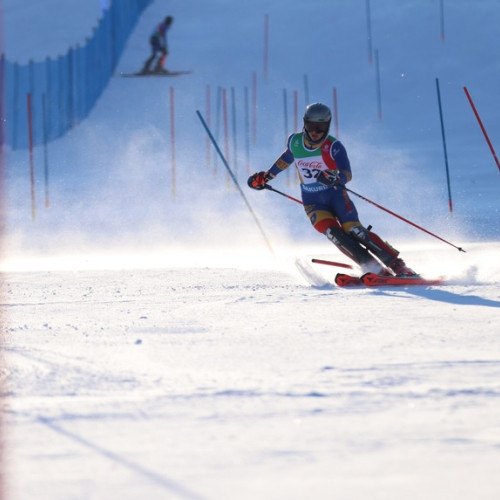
{"left": 248, "top": 171, "right": 272, "bottom": 190}
{"left": 317, "top": 169, "right": 342, "bottom": 187}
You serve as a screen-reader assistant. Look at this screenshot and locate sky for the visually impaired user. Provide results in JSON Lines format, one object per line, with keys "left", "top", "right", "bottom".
{"left": 1, "top": 1, "right": 500, "bottom": 499}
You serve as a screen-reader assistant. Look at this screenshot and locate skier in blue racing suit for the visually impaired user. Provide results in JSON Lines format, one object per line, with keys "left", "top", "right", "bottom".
{"left": 248, "top": 102, "right": 417, "bottom": 276}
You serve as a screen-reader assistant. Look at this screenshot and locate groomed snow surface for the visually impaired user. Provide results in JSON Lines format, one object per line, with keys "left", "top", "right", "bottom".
{"left": 2, "top": 241, "right": 500, "bottom": 500}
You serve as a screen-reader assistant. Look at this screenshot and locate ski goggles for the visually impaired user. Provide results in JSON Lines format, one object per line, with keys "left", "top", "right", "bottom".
{"left": 304, "top": 121, "right": 329, "bottom": 133}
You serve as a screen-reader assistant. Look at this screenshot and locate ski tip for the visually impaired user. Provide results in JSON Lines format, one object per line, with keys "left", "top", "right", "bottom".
{"left": 334, "top": 273, "right": 363, "bottom": 287}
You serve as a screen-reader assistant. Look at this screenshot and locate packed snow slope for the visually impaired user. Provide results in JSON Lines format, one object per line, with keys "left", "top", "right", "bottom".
{"left": 2, "top": 259, "right": 500, "bottom": 500}
{"left": 1, "top": 1, "right": 500, "bottom": 500}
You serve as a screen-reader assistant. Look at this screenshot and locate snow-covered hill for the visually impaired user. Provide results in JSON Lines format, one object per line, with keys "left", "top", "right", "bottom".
{"left": 1, "top": 1, "right": 500, "bottom": 499}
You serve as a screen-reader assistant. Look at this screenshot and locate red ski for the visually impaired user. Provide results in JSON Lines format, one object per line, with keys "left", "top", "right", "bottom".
{"left": 361, "top": 272, "right": 445, "bottom": 287}
{"left": 335, "top": 272, "right": 445, "bottom": 287}
{"left": 334, "top": 273, "right": 364, "bottom": 287}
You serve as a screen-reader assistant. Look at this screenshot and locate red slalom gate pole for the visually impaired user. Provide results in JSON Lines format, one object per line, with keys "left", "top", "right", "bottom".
{"left": 312, "top": 258, "right": 354, "bottom": 270}
{"left": 463, "top": 86, "right": 500, "bottom": 173}
{"left": 27, "top": 93, "right": 36, "bottom": 220}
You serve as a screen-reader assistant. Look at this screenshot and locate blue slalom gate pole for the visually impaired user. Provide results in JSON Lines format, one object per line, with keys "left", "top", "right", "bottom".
{"left": 196, "top": 110, "right": 275, "bottom": 255}
{"left": 435, "top": 77, "right": 453, "bottom": 213}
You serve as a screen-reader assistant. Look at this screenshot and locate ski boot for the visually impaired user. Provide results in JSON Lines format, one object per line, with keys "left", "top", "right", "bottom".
{"left": 389, "top": 258, "right": 418, "bottom": 277}
{"left": 154, "top": 66, "right": 169, "bottom": 75}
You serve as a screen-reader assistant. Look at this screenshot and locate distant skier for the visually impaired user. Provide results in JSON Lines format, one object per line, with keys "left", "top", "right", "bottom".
{"left": 141, "top": 16, "right": 173, "bottom": 74}
{"left": 248, "top": 102, "right": 418, "bottom": 276}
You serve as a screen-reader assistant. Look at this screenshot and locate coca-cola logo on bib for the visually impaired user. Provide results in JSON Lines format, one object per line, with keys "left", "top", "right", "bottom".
{"left": 297, "top": 160, "right": 323, "bottom": 169}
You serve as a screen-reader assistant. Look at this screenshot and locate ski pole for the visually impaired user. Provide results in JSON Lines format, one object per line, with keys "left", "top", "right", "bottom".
{"left": 264, "top": 184, "right": 303, "bottom": 204}
{"left": 196, "top": 110, "right": 275, "bottom": 255}
{"left": 264, "top": 183, "right": 466, "bottom": 253}
{"left": 344, "top": 187, "right": 466, "bottom": 252}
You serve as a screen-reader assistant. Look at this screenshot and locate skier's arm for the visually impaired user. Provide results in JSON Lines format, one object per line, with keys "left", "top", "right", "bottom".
{"left": 160, "top": 35, "right": 168, "bottom": 53}
{"left": 267, "top": 148, "right": 294, "bottom": 178}
{"left": 266, "top": 133, "right": 295, "bottom": 178}
{"left": 248, "top": 136, "right": 295, "bottom": 190}
{"left": 331, "top": 140, "right": 352, "bottom": 184}
{"left": 157, "top": 24, "right": 168, "bottom": 52}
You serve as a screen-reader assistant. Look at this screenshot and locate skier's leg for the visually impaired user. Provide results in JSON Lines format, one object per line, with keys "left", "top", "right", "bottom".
{"left": 155, "top": 51, "right": 167, "bottom": 71}
{"left": 345, "top": 222, "right": 417, "bottom": 276}
{"left": 141, "top": 54, "right": 155, "bottom": 73}
{"left": 304, "top": 204, "right": 382, "bottom": 272}
{"left": 142, "top": 46, "right": 157, "bottom": 73}
{"left": 325, "top": 226, "right": 383, "bottom": 272}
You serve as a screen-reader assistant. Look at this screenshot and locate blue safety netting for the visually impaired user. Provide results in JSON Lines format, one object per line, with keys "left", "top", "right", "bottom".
{"left": 0, "top": 0, "right": 153, "bottom": 150}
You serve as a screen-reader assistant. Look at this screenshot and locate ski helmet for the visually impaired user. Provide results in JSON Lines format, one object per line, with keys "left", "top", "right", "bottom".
{"left": 303, "top": 103, "right": 331, "bottom": 144}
